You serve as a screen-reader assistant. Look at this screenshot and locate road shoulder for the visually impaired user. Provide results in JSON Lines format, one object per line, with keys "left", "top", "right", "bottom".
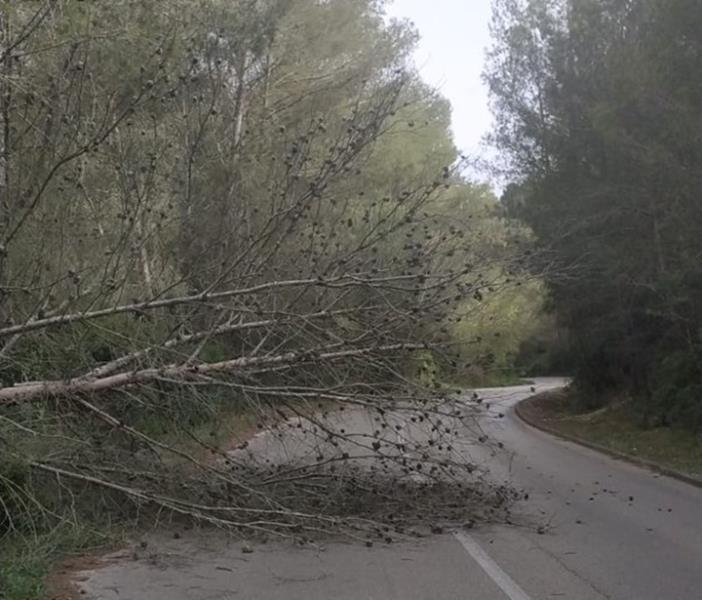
{"left": 515, "top": 390, "right": 702, "bottom": 489}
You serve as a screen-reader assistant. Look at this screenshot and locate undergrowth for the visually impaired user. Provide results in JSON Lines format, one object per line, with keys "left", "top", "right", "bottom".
{"left": 1, "top": 523, "right": 114, "bottom": 600}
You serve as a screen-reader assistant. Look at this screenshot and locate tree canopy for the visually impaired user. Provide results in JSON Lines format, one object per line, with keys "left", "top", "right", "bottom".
{"left": 487, "top": 0, "right": 702, "bottom": 426}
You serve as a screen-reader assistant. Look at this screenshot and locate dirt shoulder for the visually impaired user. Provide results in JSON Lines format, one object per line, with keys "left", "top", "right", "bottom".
{"left": 517, "top": 388, "right": 702, "bottom": 487}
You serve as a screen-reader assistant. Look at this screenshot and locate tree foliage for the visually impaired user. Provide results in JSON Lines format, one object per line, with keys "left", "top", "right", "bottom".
{"left": 487, "top": 0, "right": 702, "bottom": 427}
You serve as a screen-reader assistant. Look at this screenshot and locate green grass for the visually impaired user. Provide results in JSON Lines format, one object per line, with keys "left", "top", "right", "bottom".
{"left": 0, "top": 524, "right": 114, "bottom": 600}
{"left": 544, "top": 395, "right": 702, "bottom": 480}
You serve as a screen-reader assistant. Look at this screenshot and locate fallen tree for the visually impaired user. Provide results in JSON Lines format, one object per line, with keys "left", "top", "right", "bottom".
{"left": 0, "top": 0, "right": 531, "bottom": 545}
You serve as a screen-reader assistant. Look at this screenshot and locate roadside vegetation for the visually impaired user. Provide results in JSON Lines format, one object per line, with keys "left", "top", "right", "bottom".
{"left": 487, "top": 1, "right": 702, "bottom": 436}
{"left": 0, "top": 2, "right": 544, "bottom": 598}
{"left": 521, "top": 390, "right": 702, "bottom": 482}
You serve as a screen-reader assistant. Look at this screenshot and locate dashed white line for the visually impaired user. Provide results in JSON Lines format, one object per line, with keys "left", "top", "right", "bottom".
{"left": 453, "top": 531, "right": 533, "bottom": 600}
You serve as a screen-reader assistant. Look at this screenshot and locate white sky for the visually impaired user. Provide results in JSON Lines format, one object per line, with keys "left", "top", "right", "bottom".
{"left": 385, "top": 0, "right": 494, "bottom": 158}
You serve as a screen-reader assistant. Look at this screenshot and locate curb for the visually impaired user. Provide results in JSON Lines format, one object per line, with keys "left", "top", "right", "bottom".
{"left": 514, "top": 396, "right": 702, "bottom": 490}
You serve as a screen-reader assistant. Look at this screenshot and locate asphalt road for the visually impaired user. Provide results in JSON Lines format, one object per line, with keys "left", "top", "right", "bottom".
{"left": 77, "top": 378, "right": 702, "bottom": 599}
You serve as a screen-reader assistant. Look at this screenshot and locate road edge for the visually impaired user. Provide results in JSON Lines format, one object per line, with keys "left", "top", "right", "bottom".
{"left": 514, "top": 394, "right": 702, "bottom": 490}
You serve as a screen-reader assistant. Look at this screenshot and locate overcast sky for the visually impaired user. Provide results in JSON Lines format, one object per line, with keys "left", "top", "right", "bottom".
{"left": 384, "top": 0, "right": 494, "bottom": 158}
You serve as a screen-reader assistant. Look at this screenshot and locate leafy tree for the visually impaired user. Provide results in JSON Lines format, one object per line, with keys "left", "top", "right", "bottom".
{"left": 487, "top": 0, "right": 702, "bottom": 427}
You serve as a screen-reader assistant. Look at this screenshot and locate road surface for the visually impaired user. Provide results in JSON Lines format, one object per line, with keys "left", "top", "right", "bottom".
{"left": 76, "top": 378, "right": 702, "bottom": 599}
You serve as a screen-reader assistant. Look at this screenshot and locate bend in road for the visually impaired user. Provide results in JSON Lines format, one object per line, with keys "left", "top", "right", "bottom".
{"left": 75, "top": 378, "right": 702, "bottom": 600}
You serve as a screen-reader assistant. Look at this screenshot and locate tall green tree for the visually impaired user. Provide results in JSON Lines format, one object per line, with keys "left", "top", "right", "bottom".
{"left": 487, "top": 0, "right": 702, "bottom": 425}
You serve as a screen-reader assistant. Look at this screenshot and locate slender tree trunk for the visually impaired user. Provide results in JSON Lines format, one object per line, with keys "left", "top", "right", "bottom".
{"left": 0, "top": 7, "right": 11, "bottom": 324}
{"left": 232, "top": 49, "right": 248, "bottom": 149}
{"left": 651, "top": 208, "right": 666, "bottom": 278}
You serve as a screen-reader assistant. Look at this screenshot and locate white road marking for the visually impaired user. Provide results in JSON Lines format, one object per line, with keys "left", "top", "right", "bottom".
{"left": 454, "top": 531, "right": 533, "bottom": 600}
